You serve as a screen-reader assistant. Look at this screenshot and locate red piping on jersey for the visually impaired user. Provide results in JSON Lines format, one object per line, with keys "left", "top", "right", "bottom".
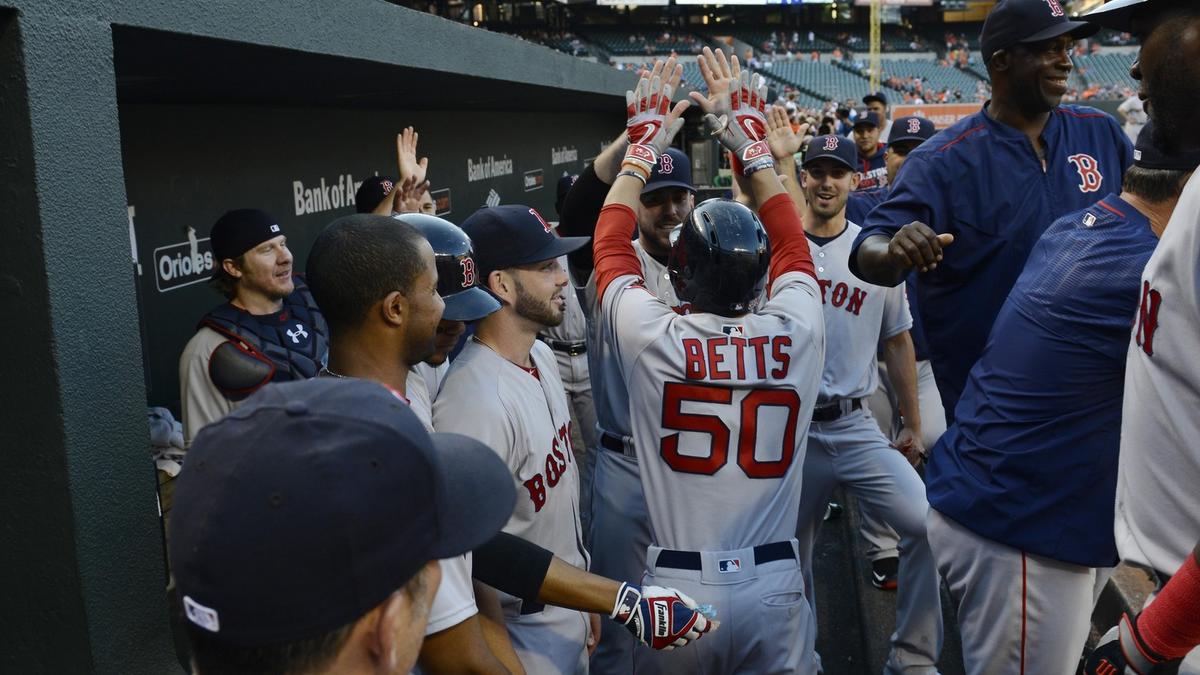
{"left": 937, "top": 124, "right": 986, "bottom": 153}
{"left": 594, "top": 203, "right": 644, "bottom": 302}
{"left": 1097, "top": 201, "right": 1126, "bottom": 218}
{"left": 759, "top": 193, "right": 817, "bottom": 285}
{"left": 1020, "top": 553, "right": 1028, "bottom": 675}
{"left": 1056, "top": 107, "right": 1110, "bottom": 119}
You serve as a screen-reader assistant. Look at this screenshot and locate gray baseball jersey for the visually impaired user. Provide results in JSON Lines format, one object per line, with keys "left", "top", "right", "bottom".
{"left": 433, "top": 339, "right": 588, "bottom": 674}
{"left": 1117, "top": 170, "right": 1200, "bottom": 577}
{"left": 600, "top": 270, "right": 825, "bottom": 550}
{"left": 809, "top": 222, "right": 911, "bottom": 401}
{"left": 542, "top": 255, "right": 588, "bottom": 344}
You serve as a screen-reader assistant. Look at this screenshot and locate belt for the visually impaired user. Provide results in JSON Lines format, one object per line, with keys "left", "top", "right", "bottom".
{"left": 541, "top": 337, "right": 587, "bottom": 356}
{"left": 600, "top": 430, "right": 636, "bottom": 458}
{"left": 811, "top": 397, "right": 864, "bottom": 423}
{"left": 655, "top": 541, "right": 796, "bottom": 571}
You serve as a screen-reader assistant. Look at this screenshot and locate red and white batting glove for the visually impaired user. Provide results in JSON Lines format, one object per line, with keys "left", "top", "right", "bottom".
{"left": 1084, "top": 613, "right": 1174, "bottom": 675}
{"left": 702, "top": 70, "right": 773, "bottom": 176}
{"left": 610, "top": 582, "right": 718, "bottom": 651}
{"left": 624, "top": 75, "right": 685, "bottom": 181}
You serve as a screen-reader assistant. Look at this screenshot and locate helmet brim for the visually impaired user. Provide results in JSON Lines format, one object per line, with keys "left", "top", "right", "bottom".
{"left": 441, "top": 286, "right": 501, "bottom": 322}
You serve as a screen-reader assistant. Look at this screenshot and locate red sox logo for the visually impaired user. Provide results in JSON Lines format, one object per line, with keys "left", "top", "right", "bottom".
{"left": 381, "top": 179, "right": 394, "bottom": 194}
{"left": 1043, "top": 0, "right": 1065, "bottom": 17}
{"left": 1135, "top": 280, "right": 1162, "bottom": 356}
{"left": 824, "top": 136, "right": 840, "bottom": 151}
{"left": 907, "top": 118, "right": 922, "bottom": 135}
{"left": 1067, "top": 154, "right": 1104, "bottom": 193}
{"left": 660, "top": 152, "right": 674, "bottom": 174}
{"left": 460, "top": 256, "right": 476, "bottom": 288}
{"left": 529, "top": 208, "right": 552, "bottom": 233}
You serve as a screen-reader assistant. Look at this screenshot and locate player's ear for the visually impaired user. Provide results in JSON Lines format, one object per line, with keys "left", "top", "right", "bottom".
{"left": 799, "top": 170, "right": 809, "bottom": 189}
{"left": 380, "top": 290, "right": 407, "bottom": 329}
{"left": 850, "top": 171, "right": 861, "bottom": 191}
{"left": 988, "top": 49, "right": 1009, "bottom": 73}
{"left": 486, "top": 269, "right": 511, "bottom": 304}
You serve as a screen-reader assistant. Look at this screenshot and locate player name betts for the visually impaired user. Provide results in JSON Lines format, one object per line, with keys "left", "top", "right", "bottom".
{"left": 682, "top": 334, "right": 793, "bottom": 381}
{"left": 523, "top": 423, "right": 574, "bottom": 512}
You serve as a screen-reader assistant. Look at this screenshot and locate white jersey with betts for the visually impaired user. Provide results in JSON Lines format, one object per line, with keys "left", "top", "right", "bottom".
{"left": 600, "top": 271, "right": 825, "bottom": 550}
{"left": 1117, "top": 171, "right": 1200, "bottom": 576}
{"left": 585, "top": 239, "right": 681, "bottom": 439}
{"left": 433, "top": 339, "right": 587, "bottom": 570}
{"left": 809, "top": 222, "right": 912, "bottom": 401}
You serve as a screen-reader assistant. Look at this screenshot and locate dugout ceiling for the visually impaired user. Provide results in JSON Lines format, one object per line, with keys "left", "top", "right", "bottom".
{"left": 0, "top": 1, "right": 647, "bottom": 672}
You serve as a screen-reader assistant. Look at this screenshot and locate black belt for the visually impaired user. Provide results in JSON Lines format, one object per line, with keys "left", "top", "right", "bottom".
{"left": 600, "top": 430, "right": 634, "bottom": 458}
{"left": 541, "top": 338, "right": 586, "bottom": 356}
{"left": 655, "top": 541, "right": 796, "bottom": 571}
{"left": 811, "top": 398, "right": 863, "bottom": 423}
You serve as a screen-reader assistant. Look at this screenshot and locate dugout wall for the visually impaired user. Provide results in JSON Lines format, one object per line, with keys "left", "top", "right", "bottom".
{"left": 0, "top": 2, "right": 636, "bottom": 672}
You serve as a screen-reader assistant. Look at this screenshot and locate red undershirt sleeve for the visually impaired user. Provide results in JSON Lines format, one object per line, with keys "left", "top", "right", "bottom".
{"left": 758, "top": 192, "right": 815, "bottom": 285}
{"left": 593, "top": 203, "right": 642, "bottom": 302}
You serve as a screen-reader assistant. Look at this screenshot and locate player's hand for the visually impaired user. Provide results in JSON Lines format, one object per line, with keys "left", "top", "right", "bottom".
{"left": 1084, "top": 612, "right": 1176, "bottom": 674}
{"left": 889, "top": 222, "right": 955, "bottom": 273}
{"left": 391, "top": 175, "right": 431, "bottom": 215}
{"left": 396, "top": 126, "right": 429, "bottom": 185}
{"left": 623, "top": 57, "right": 691, "bottom": 175}
{"left": 587, "top": 612, "right": 602, "bottom": 657}
{"left": 690, "top": 50, "right": 772, "bottom": 175}
{"left": 766, "top": 105, "right": 807, "bottom": 163}
{"left": 610, "top": 582, "right": 718, "bottom": 650}
{"left": 891, "top": 427, "right": 924, "bottom": 468}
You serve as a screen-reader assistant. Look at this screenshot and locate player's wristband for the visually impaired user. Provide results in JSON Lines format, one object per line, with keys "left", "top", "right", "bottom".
{"left": 737, "top": 140, "right": 775, "bottom": 176}
{"left": 617, "top": 168, "right": 648, "bottom": 185}
{"left": 623, "top": 144, "right": 658, "bottom": 176}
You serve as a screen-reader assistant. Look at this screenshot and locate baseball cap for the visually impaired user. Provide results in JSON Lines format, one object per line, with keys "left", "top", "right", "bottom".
{"left": 1133, "top": 121, "right": 1200, "bottom": 171}
{"left": 1083, "top": 0, "right": 1153, "bottom": 32}
{"left": 863, "top": 91, "right": 889, "bottom": 107}
{"left": 555, "top": 173, "right": 578, "bottom": 216}
{"left": 981, "top": 0, "right": 1100, "bottom": 63}
{"left": 802, "top": 134, "right": 858, "bottom": 171}
{"left": 169, "top": 377, "right": 516, "bottom": 646}
{"left": 643, "top": 148, "right": 696, "bottom": 195}
{"left": 887, "top": 116, "right": 937, "bottom": 145}
{"left": 355, "top": 175, "right": 396, "bottom": 214}
{"left": 210, "top": 209, "right": 283, "bottom": 264}
{"left": 853, "top": 110, "right": 882, "bottom": 129}
{"left": 461, "top": 205, "right": 589, "bottom": 278}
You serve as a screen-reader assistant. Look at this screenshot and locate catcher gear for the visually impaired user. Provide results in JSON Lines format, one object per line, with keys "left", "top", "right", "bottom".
{"left": 625, "top": 73, "right": 686, "bottom": 176}
{"left": 393, "top": 213, "right": 500, "bottom": 321}
{"left": 702, "top": 70, "right": 773, "bottom": 175}
{"left": 668, "top": 198, "right": 771, "bottom": 316}
{"left": 1085, "top": 613, "right": 1175, "bottom": 675}
{"left": 610, "top": 582, "right": 716, "bottom": 651}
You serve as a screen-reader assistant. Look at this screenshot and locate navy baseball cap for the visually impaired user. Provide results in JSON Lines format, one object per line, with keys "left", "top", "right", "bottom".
{"left": 555, "top": 173, "right": 578, "bottom": 216}
{"left": 461, "top": 204, "right": 589, "bottom": 278}
{"left": 887, "top": 116, "right": 937, "bottom": 145}
{"left": 802, "top": 134, "right": 858, "bottom": 171}
{"left": 210, "top": 209, "right": 283, "bottom": 263}
{"left": 169, "top": 377, "right": 516, "bottom": 646}
{"left": 644, "top": 148, "right": 696, "bottom": 195}
{"left": 981, "top": 0, "right": 1100, "bottom": 63}
{"left": 853, "top": 110, "right": 882, "bottom": 129}
{"left": 1134, "top": 121, "right": 1200, "bottom": 171}
{"left": 863, "top": 91, "right": 889, "bottom": 107}
{"left": 355, "top": 175, "right": 396, "bottom": 214}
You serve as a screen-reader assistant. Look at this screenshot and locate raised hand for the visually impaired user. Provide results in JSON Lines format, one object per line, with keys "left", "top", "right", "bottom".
{"left": 391, "top": 175, "right": 431, "bottom": 215}
{"left": 396, "top": 126, "right": 429, "bottom": 185}
{"left": 623, "top": 56, "right": 691, "bottom": 179}
{"left": 689, "top": 49, "right": 773, "bottom": 175}
{"left": 766, "top": 105, "right": 808, "bottom": 163}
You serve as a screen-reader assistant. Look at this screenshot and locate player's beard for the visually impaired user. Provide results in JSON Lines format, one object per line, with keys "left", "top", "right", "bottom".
{"left": 513, "top": 278, "right": 564, "bottom": 328}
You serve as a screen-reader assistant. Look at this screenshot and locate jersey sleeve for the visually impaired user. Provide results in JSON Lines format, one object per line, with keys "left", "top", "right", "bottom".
{"left": 593, "top": 202, "right": 647, "bottom": 302}
{"left": 179, "top": 328, "right": 235, "bottom": 447}
{"left": 424, "top": 555, "right": 478, "bottom": 635}
{"left": 759, "top": 193, "right": 816, "bottom": 285}
{"left": 432, "top": 378, "right": 520, "bottom": 472}
{"left": 880, "top": 280, "right": 913, "bottom": 340}
{"left": 849, "top": 153, "right": 946, "bottom": 280}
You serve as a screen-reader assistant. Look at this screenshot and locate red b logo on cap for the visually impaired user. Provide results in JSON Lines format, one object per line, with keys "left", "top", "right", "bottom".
{"left": 823, "top": 136, "right": 839, "bottom": 151}
{"left": 1044, "top": 0, "right": 1064, "bottom": 17}
{"left": 907, "top": 118, "right": 922, "bottom": 135}
{"left": 529, "top": 208, "right": 552, "bottom": 233}
{"left": 660, "top": 153, "right": 674, "bottom": 175}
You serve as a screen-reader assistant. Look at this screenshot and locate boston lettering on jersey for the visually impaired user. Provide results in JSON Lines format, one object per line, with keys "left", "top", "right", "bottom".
{"left": 816, "top": 279, "right": 868, "bottom": 315}
{"left": 681, "top": 335, "right": 792, "bottom": 381}
{"left": 1135, "top": 280, "right": 1162, "bottom": 357}
{"left": 522, "top": 422, "right": 574, "bottom": 512}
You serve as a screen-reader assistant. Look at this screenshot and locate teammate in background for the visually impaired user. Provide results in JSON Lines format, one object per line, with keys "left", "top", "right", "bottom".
{"left": 861, "top": 91, "right": 894, "bottom": 146}
{"left": 178, "top": 208, "right": 328, "bottom": 445}
{"left": 850, "top": 0, "right": 1133, "bottom": 419}
{"left": 1116, "top": 91, "right": 1147, "bottom": 144}
{"left": 793, "top": 134, "right": 942, "bottom": 674}
{"left": 540, "top": 174, "right": 599, "bottom": 535}
{"left": 847, "top": 116, "right": 945, "bottom": 591}
{"left": 604, "top": 49, "right": 822, "bottom": 673}
{"left": 851, "top": 109, "right": 889, "bottom": 191}
{"left": 1082, "top": 1, "right": 1200, "bottom": 672}
{"left": 925, "top": 123, "right": 1193, "bottom": 675}
{"left": 556, "top": 55, "right": 695, "bottom": 675}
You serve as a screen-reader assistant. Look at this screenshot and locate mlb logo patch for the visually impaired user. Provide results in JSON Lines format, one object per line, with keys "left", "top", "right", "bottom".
{"left": 269, "top": 224, "right": 280, "bottom": 233}
{"left": 718, "top": 558, "right": 742, "bottom": 573}
{"left": 722, "top": 324, "right": 745, "bottom": 337}
{"left": 1082, "top": 213, "right": 1097, "bottom": 228}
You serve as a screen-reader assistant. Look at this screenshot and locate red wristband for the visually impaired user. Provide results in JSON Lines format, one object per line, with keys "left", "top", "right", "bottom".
{"left": 1138, "top": 552, "right": 1200, "bottom": 659}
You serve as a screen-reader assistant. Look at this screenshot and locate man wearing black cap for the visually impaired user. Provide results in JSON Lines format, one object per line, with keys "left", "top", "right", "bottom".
{"left": 793, "top": 134, "right": 943, "bottom": 674}
{"left": 864, "top": 91, "right": 894, "bottom": 145}
{"left": 851, "top": 109, "right": 889, "bottom": 191}
{"left": 1081, "top": 3, "right": 1200, "bottom": 673}
{"left": 170, "top": 377, "right": 517, "bottom": 675}
{"left": 178, "top": 208, "right": 328, "bottom": 445}
{"left": 436, "top": 204, "right": 596, "bottom": 674}
{"left": 923, "top": 122, "right": 1196, "bottom": 675}
{"left": 850, "top": 0, "right": 1133, "bottom": 421}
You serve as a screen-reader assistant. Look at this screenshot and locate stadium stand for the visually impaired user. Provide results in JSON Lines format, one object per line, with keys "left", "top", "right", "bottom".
{"left": 880, "top": 58, "right": 985, "bottom": 101}
{"left": 581, "top": 28, "right": 706, "bottom": 57}
{"left": 767, "top": 59, "right": 876, "bottom": 105}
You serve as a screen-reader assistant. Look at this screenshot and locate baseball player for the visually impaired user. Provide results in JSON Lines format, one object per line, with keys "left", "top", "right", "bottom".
{"left": 924, "top": 123, "right": 1195, "bottom": 675}
{"left": 178, "top": 208, "right": 328, "bottom": 445}
{"left": 851, "top": 110, "right": 889, "bottom": 191}
{"left": 850, "top": 0, "right": 1133, "bottom": 419}
{"left": 556, "top": 55, "right": 695, "bottom": 675}
{"left": 847, "top": 116, "right": 945, "bottom": 590}
{"left": 1081, "top": 2, "right": 1200, "bottom": 672}
{"left": 791, "top": 133, "right": 942, "bottom": 674}
{"left": 859, "top": 92, "right": 895, "bottom": 147}
{"left": 595, "top": 50, "right": 825, "bottom": 673}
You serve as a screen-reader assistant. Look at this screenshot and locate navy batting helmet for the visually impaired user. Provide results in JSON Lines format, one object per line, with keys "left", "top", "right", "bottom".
{"left": 668, "top": 199, "right": 771, "bottom": 317}
{"left": 394, "top": 214, "right": 500, "bottom": 322}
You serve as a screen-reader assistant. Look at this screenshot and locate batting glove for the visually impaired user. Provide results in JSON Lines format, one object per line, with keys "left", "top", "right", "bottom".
{"left": 702, "top": 70, "right": 773, "bottom": 176}
{"left": 610, "top": 582, "right": 717, "bottom": 651}
{"left": 624, "top": 74, "right": 685, "bottom": 179}
{"left": 1084, "top": 613, "right": 1176, "bottom": 675}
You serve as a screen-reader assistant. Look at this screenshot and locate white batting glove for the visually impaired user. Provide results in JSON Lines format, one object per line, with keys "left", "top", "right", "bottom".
{"left": 609, "top": 582, "right": 719, "bottom": 651}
